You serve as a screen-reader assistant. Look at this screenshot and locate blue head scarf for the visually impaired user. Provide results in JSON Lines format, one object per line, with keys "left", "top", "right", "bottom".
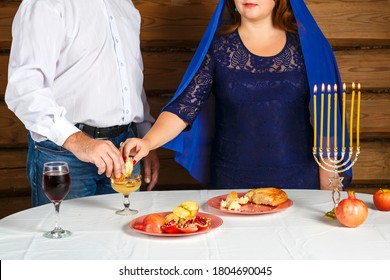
{"left": 162, "top": 0, "right": 351, "bottom": 186}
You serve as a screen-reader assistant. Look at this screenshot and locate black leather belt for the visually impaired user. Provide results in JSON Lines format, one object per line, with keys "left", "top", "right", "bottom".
{"left": 75, "top": 123, "right": 133, "bottom": 139}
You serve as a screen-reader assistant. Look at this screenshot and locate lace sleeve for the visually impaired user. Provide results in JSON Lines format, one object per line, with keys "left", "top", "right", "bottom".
{"left": 163, "top": 50, "right": 214, "bottom": 127}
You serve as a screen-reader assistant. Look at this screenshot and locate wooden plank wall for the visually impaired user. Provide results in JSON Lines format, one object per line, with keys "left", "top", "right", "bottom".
{"left": 0, "top": 0, "right": 389, "bottom": 218}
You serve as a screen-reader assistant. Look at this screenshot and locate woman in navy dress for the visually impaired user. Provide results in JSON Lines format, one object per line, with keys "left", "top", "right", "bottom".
{"left": 121, "top": 0, "right": 349, "bottom": 190}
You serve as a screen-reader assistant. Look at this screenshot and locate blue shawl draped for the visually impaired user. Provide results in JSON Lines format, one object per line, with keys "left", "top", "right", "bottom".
{"left": 162, "top": 0, "right": 351, "bottom": 186}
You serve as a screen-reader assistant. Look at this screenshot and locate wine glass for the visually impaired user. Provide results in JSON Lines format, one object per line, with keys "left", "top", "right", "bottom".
{"left": 42, "top": 161, "right": 72, "bottom": 239}
{"left": 111, "top": 174, "right": 142, "bottom": 215}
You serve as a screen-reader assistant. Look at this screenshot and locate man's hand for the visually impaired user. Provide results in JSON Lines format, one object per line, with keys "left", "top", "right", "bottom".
{"left": 63, "top": 131, "right": 125, "bottom": 178}
{"left": 142, "top": 149, "right": 159, "bottom": 191}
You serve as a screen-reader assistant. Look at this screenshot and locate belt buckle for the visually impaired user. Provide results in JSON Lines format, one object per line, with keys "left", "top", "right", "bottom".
{"left": 93, "top": 128, "right": 109, "bottom": 140}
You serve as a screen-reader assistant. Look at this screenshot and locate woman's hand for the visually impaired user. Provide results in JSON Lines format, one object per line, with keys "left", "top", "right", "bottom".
{"left": 119, "top": 111, "right": 187, "bottom": 190}
{"left": 120, "top": 138, "right": 152, "bottom": 164}
{"left": 120, "top": 138, "right": 160, "bottom": 191}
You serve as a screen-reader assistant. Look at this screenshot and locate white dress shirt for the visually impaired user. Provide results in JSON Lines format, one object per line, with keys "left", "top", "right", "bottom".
{"left": 5, "top": 0, "right": 154, "bottom": 146}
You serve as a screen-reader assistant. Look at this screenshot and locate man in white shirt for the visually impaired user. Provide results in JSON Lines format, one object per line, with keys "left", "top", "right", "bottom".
{"left": 5, "top": 0, "right": 159, "bottom": 206}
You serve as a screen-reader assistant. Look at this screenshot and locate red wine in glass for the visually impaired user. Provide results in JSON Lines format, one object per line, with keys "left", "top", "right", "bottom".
{"left": 42, "top": 161, "right": 72, "bottom": 239}
{"left": 43, "top": 170, "right": 70, "bottom": 203}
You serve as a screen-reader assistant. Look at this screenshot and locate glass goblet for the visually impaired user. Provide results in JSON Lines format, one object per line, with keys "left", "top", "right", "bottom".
{"left": 111, "top": 174, "right": 142, "bottom": 215}
{"left": 42, "top": 161, "right": 72, "bottom": 239}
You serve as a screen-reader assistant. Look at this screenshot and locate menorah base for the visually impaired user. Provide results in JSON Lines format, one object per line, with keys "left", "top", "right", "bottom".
{"left": 323, "top": 174, "right": 342, "bottom": 219}
{"left": 324, "top": 207, "right": 337, "bottom": 219}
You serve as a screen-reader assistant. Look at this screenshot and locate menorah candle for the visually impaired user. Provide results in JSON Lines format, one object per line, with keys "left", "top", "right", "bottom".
{"left": 320, "top": 84, "right": 325, "bottom": 150}
{"left": 327, "top": 84, "right": 331, "bottom": 150}
{"left": 334, "top": 84, "right": 338, "bottom": 152}
{"left": 357, "top": 83, "right": 361, "bottom": 147}
{"left": 350, "top": 82, "right": 356, "bottom": 147}
{"left": 342, "top": 83, "right": 346, "bottom": 149}
{"left": 313, "top": 85, "right": 318, "bottom": 148}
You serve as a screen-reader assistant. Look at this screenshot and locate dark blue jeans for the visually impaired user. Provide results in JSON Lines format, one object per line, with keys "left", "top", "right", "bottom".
{"left": 27, "top": 129, "right": 140, "bottom": 207}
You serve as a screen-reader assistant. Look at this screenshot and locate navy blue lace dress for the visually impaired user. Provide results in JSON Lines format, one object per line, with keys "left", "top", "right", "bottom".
{"left": 164, "top": 29, "right": 319, "bottom": 189}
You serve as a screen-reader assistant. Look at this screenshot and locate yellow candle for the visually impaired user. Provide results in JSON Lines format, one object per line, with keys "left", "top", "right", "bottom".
{"left": 327, "top": 85, "right": 331, "bottom": 150}
{"left": 342, "top": 83, "right": 346, "bottom": 149}
{"left": 350, "top": 82, "right": 356, "bottom": 147}
{"left": 320, "top": 84, "right": 325, "bottom": 150}
{"left": 334, "top": 84, "right": 338, "bottom": 152}
{"left": 313, "top": 85, "right": 317, "bottom": 148}
{"left": 357, "top": 83, "right": 361, "bottom": 147}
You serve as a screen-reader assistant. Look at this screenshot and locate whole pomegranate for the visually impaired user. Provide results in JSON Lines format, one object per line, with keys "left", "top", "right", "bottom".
{"left": 335, "top": 191, "right": 368, "bottom": 228}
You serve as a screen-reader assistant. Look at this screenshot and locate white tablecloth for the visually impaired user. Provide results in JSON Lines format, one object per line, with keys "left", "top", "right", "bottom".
{"left": 0, "top": 189, "right": 389, "bottom": 260}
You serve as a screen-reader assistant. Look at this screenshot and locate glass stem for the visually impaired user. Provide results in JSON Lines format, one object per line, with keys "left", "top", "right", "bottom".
{"left": 123, "top": 195, "right": 130, "bottom": 209}
{"left": 53, "top": 202, "right": 61, "bottom": 230}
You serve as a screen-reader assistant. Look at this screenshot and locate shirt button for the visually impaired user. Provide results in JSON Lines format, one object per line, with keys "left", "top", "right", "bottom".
{"left": 120, "top": 62, "right": 124, "bottom": 67}
{"left": 126, "top": 110, "right": 129, "bottom": 114}
{"left": 110, "top": 16, "right": 113, "bottom": 20}
{"left": 124, "top": 87, "right": 128, "bottom": 91}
